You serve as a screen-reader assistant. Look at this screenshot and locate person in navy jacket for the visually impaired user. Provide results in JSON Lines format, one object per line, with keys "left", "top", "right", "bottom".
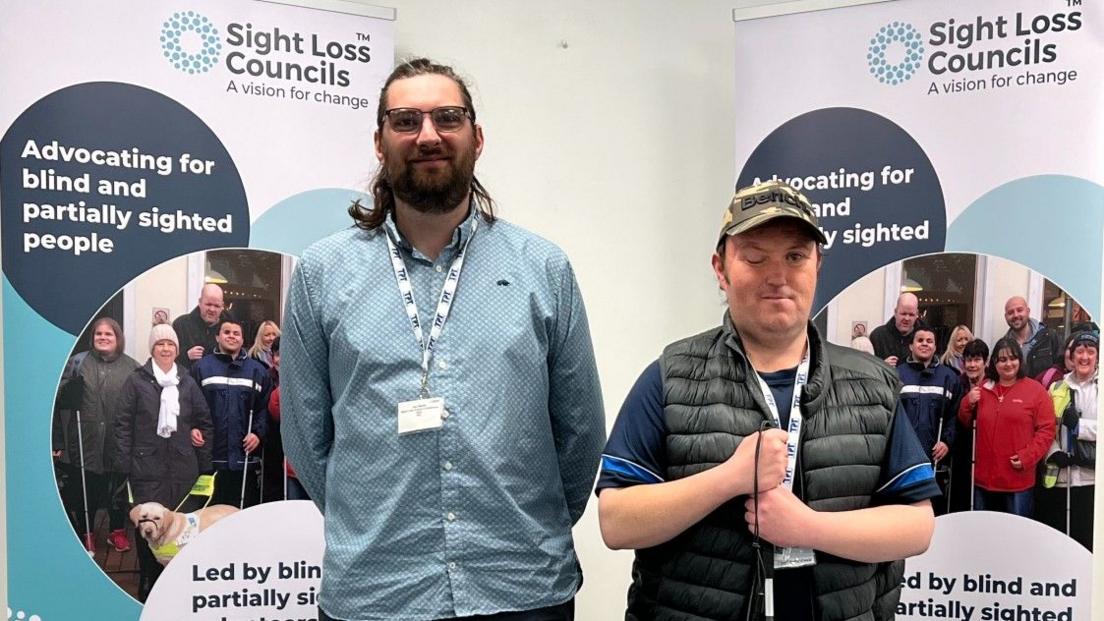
{"left": 191, "top": 318, "right": 271, "bottom": 508}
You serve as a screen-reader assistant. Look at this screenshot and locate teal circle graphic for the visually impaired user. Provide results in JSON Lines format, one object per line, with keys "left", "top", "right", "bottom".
{"left": 946, "top": 175, "right": 1104, "bottom": 320}
{"left": 160, "top": 11, "right": 221, "bottom": 75}
{"left": 868, "top": 21, "right": 924, "bottom": 85}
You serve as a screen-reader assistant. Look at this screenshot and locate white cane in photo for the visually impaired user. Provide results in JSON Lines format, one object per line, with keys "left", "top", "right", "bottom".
{"left": 933, "top": 418, "right": 944, "bottom": 468}
{"left": 74, "top": 408, "right": 94, "bottom": 555}
{"left": 969, "top": 408, "right": 977, "bottom": 511}
{"left": 259, "top": 443, "right": 266, "bottom": 503}
{"left": 1063, "top": 430, "right": 1072, "bottom": 536}
{"left": 240, "top": 410, "right": 254, "bottom": 510}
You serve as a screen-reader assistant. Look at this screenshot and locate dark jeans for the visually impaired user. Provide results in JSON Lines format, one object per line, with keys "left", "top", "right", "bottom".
{"left": 58, "top": 466, "right": 126, "bottom": 534}
{"left": 974, "top": 487, "right": 1033, "bottom": 517}
{"left": 1036, "top": 484, "right": 1094, "bottom": 550}
{"left": 319, "top": 599, "right": 574, "bottom": 621}
{"left": 261, "top": 421, "right": 286, "bottom": 502}
{"left": 286, "top": 475, "right": 311, "bottom": 501}
{"left": 135, "top": 533, "right": 164, "bottom": 602}
{"left": 212, "top": 468, "right": 260, "bottom": 509}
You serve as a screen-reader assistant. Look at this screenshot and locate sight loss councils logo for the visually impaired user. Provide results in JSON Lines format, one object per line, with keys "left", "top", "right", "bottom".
{"left": 868, "top": 21, "right": 924, "bottom": 85}
{"left": 161, "top": 11, "right": 221, "bottom": 74}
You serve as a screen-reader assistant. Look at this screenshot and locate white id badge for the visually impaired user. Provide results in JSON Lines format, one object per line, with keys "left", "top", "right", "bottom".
{"left": 774, "top": 545, "right": 817, "bottom": 569}
{"left": 397, "top": 397, "right": 445, "bottom": 435}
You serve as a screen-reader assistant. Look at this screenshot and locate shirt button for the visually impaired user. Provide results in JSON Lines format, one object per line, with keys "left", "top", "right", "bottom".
{"left": 437, "top": 359, "right": 449, "bottom": 370}
{"left": 441, "top": 410, "right": 450, "bottom": 420}
{"left": 448, "top": 562, "right": 457, "bottom": 570}
{"left": 435, "top": 265, "right": 444, "bottom": 273}
{"left": 443, "top": 461, "right": 453, "bottom": 471}
{"left": 447, "top": 512, "right": 456, "bottom": 521}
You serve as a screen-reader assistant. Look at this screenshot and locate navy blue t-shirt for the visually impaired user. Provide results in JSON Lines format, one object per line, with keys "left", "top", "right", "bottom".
{"left": 597, "top": 360, "right": 939, "bottom": 619}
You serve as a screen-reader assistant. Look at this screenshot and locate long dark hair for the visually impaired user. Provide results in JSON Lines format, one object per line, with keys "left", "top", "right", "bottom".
{"left": 986, "top": 337, "right": 1026, "bottom": 382}
{"left": 349, "top": 58, "right": 496, "bottom": 230}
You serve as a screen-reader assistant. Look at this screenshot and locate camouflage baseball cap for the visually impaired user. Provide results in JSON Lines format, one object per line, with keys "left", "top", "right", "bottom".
{"left": 718, "top": 180, "right": 826, "bottom": 246}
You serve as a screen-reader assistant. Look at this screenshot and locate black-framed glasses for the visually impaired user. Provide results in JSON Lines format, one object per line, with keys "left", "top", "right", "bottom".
{"left": 383, "top": 106, "right": 471, "bottom": 133}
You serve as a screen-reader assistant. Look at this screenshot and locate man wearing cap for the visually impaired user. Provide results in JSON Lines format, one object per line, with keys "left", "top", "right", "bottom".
{"left": 597, "top": 180, "right": 937, "bottom": 620}
{"left": 869, "top": 292, "right": 920, "bottom": 367}
{"left": 281, "top": 58, "right": 604, "bottom": 620}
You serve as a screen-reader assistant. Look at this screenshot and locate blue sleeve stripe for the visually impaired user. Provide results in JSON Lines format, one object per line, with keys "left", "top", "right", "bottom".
{"left": 876, "top": 462, "right": 935, "bottom": 494}
{"left": 601, "top": 454, "right": 665, "bottom": 484}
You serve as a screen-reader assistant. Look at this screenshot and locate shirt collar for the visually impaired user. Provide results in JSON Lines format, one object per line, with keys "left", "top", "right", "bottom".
{"left": 384, "top": 207, "right": 478, "bottom": 256}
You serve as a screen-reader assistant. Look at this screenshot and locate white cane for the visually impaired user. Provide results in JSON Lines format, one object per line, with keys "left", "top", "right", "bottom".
{"left": 969, "top": 407, "right": 978, "bottom": 512}
{"left": 240, "top": 410, "right": 255, "bottom": 510}
{"left": 931, "top": 416, "right": 946, "bottom": 515}
{"left": 1065, "top": 468, "right": 1072, "bottom": 536}
{"left": 259, "top": 443, "right": 266, "bottom": 503}
{"left": 1064, "top": 429, "right": 1072, "bottom": 536}
{"left": 934, "top": 418, "right": 944, "bottom": 467}
{"left": 74, "top": 409, "right": 95, "bottom": 555}
{"left": 944, "top": 456, "right": 953, "bottom": 508}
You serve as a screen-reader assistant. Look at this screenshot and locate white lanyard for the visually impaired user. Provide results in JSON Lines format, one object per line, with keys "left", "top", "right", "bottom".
{"left": 385, "top": 218, "right": 478, "bottom": 396}
{"left": 753, "top": 346, "right": 810, "bottom": 491}
{"left": 753, "top": 344, "right": 817, "bottom": 573}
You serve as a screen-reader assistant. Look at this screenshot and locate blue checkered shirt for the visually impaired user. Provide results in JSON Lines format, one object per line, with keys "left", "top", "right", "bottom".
{"left": 281, "top": 209, "right": 605, "bottom": 620}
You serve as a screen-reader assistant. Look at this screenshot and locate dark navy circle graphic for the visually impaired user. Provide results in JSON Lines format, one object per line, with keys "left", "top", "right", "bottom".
{"left": 161, "top": 11, "right": 222, "bottom": 74}
{"left": 737, "top": 107, "right": 944, "bottom": 314}
{"left": 868, "top": 22, "right": 924, "bottom": 85}
{"left": 0, "top": 82, "right": 248, "bottom": 334}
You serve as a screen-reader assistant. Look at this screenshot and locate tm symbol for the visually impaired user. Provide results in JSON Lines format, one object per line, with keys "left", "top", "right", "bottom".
{"left": 356, "top": 32, "right": 371, "bottom": 41}
{"left": 1066, "top": 0, "right": 1080, "bottom": 5}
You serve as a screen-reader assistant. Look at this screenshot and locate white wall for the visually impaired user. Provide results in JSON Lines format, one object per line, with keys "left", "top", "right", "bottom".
{"left": 378, "top": 1, "right": 764, "bottom": 616}
{"left": 980, "top": 256, "right": 1032, "bottom": 345}
{"left": 828, "top": 266, "right": 887, "bottom": 345}
{"left": 126, "top": 256, "right": 192, "bottom": 362}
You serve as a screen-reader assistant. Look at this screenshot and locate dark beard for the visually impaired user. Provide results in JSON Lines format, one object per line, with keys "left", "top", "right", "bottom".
{"left": 387, "top": 146, "right": 476, "bottom": 214}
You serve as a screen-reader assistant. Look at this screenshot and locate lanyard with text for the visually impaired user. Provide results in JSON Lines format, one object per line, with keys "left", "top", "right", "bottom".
{"left": 753, "top": 344, "right": 817, "bottom": 570}
{"left": 385, "top": 218, "right": 477, "bottom": 435}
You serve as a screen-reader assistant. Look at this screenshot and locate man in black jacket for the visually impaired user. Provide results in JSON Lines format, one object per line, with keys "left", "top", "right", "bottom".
{"left": 869, "top": 292, "right": 920, "bottom": 366}
{"left": 171, "top": 283, "right": 231, "bottom": 369}
{"left": 1004, "top": 296, "right": 1063, "bottom": 378}
{"left": 596, "top": 181, "right": 937, "bottom": 620}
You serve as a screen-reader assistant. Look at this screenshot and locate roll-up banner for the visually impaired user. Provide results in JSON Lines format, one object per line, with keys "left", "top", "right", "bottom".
{"left": 734, "top": 1, "right": 1100, "bottom": 619}
{"left": 0, "top": 1, "right": 393, "bottom": 618}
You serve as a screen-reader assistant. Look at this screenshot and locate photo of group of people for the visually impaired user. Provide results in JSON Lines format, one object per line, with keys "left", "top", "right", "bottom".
{"left": 826, "top": 252, "right": 1095, "bottom": 550}
{"left": 50, "top": 249, "right": 299, "bottom": 601}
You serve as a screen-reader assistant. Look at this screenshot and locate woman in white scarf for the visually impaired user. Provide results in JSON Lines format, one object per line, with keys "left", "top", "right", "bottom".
{"left": 114, "top": 323, "right": 214, "bottom": 599}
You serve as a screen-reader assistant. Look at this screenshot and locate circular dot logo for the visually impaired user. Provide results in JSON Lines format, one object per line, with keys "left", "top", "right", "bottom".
{"left": 867, "top": 21, "right": 924, "bottom": 85}
{"left": 160, "top": 11, "right": 222, "bottom": 74}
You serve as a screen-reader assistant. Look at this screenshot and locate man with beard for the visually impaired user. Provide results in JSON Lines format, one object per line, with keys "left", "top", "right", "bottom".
{"left": 281, "top": 58, "right": 604, "bottom": 621}
{"left": 1004, "top": 296, "right": 1063, "bottom": 378}
{"left": 869, "top": 292, "right": 920, "bottom": 366}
